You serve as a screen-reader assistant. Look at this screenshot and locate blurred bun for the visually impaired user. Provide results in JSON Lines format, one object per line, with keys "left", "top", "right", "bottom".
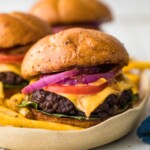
{"left": 30, "top": 0, "right": 112, "bottom": 25}
{"left": 0, "top": 12, "right": 52, "bottom": 48}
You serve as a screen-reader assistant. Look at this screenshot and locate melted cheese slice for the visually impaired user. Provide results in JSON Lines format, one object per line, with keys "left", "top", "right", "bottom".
{"left": 0, "top": 64, "right": 21, "bottom": 75}
{"left": 60, "top": 77, "right": 138, "bottom": 117}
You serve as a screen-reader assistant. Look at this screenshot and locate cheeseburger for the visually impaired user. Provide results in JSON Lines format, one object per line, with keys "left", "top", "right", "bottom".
{"left": 21, "top": 28, "right": 138, "bottom": 128}
{"left": 30, "top": 0, "right": 112, "bottom": 33}
{"left": 0, "top": 12, "right": 52, "bottom": 97}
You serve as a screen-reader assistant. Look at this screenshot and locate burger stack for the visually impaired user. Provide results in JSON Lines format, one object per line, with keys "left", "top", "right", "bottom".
{"left": 0, "top": 12, "right": 51, "bottom": 97}
{"left": 21, "top": 28, "right": 138, "bottom": 128}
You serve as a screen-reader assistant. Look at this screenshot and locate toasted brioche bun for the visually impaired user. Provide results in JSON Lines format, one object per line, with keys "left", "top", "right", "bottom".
{"left": 0, "top": 12, "right": 52, "bottom": 48}
{"left": 21, "top": 28, "right": 129, "bottom": 79}
{"left": 30, "top": 0, "right": 112, "bottom": 25}
{"left": 0, "top": 72, "right": 149, "bottom": 150}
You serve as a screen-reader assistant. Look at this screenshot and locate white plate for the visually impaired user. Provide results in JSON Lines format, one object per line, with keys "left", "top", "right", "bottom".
{"left": 0, "top": 72, "right": 149, "bottom": 150}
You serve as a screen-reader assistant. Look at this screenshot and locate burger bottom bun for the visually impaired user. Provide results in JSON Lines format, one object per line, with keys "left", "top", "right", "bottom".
{"left": 0, "top": 72, "right": 149, "bottom": 150}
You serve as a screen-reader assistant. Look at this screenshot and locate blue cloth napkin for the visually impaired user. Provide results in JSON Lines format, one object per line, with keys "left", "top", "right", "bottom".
{"left": 137, "top": 116, "right": 150, "bottom": 144}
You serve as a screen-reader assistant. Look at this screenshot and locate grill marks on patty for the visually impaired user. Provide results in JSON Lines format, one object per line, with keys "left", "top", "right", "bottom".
{"left": 30, "top": 89, "right": 134, "bottom": 119}
{"left": 0, "top": 72, "right": 27, "bottom": 85}
{"left": 91, "top": 90, "right": 133, "bottom": 119}
{"left": 31, "top": 90, "right": 78, "bottom": 115}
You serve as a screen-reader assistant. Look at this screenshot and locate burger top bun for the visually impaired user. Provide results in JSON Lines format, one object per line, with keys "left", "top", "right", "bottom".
{"left": 30, "top": 0, "right": 112, "bottom": 25}
{"left": 22, "top": 28, "right": 129, "bottom": 79}
{"left": 0, "top": 12, "right": 52, "bottom": 48}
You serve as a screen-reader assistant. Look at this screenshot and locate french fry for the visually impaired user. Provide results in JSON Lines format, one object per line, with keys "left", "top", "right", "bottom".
{"left": 0, "top": 105, "right": 23, "bottom": 118}
{"left": 123, "top": 61, "right": 150, "bottom": 72}
{"left": 0, "top": 82, "right": 4, "bottom": 105}
{"left": 0, "top": 82, "right": 4, "bottom": 98}
{"left": 0, "top": 112, "right": 83, "bottom": 131}
{"left": 0, "top": 98, "right": 3, "bottom": 105}
{"left": 125, "top": 73, "right": 140, "bottom": 85}
{"left": 4, "top": 93, "right": 25, "bottom": 112}
{"left": 19, "top": 107, "right": 33, "bottom": 119}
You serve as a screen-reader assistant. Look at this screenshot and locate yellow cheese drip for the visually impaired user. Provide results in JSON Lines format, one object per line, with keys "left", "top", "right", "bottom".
{"left": 60, "top": 77, "right": 138, "bottom": 117}
{"left": 77, "top": 86, "right": 118, "bottom": 117}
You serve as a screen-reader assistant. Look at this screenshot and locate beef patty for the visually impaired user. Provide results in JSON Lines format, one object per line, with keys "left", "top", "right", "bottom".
{"left": 0, "top": 72, "right": 27, "bottom": 86}
{"left": 30, "top": 89, "right": 134, "bottom": 119}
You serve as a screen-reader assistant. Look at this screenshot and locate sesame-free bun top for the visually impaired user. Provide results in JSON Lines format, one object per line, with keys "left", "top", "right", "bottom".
{"left": 30, "top": 0, "right": 112, "bottom": 25}
{"left": 0, "top": 12, "right": 52, "bottom": 48}
{"left": 22, "top": 28, "right": 129, "bottom": 79}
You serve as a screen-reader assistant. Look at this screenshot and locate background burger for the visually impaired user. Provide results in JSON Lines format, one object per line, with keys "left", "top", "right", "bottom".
{"left": 21, "top": 28, "right": 138, "bottom": 128}
{"left": 0, "top": 12, "right": 52, "bottom": 97}
{"left": 30, "top": 0, "right": 112, "bottom": 33}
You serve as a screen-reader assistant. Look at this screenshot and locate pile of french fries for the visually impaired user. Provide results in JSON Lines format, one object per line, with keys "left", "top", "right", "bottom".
{"left": 0, "top": 59, "right": 149, "bottom": 131}
{"left": 123, "top": 59, "right": 150, "bottom": 85}
{"left": 0, "top": 82, "right": 82, "bottom": 130}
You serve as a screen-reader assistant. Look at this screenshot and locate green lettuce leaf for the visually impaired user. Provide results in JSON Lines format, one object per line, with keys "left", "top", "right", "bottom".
{"left": 4, "top": 81, "right": 28, "bottom": 89}
{"left": 131, "top": 93, "right": 139, "bottom": 101}
{"left": 40, "top": 110, "right": 98, "bottom": 120}
{"left": 18, "top": 96, "right": 38, "bottom": 109}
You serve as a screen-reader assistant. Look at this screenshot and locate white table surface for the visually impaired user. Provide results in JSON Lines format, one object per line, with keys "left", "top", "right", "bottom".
{"left": 0, "top": 0, "right": 150, "bottom": 149}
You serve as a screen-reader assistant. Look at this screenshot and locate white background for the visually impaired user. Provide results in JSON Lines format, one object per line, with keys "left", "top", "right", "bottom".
{"left": 0, "top": 0, "right": 150, "bottom": 150}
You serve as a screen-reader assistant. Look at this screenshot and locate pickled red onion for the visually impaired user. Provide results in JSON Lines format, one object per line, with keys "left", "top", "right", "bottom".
{"left": 59, "top": 68, "right": 120, "bottom": 85}
{"left": 22, "top": 68, "right": 79, "bottom": 94}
